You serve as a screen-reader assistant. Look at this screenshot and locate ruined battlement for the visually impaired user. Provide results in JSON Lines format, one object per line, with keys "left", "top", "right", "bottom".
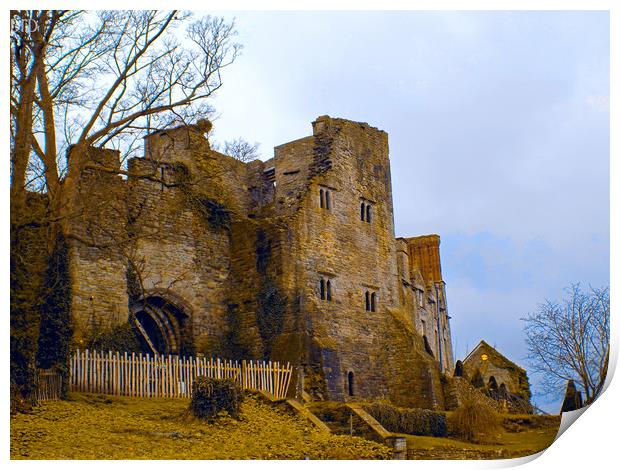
{"left": 312, "top": 114, "right": 387, "bottom": 138}
{"left": 143, "top": 119, "right": 212, "bottom": 161}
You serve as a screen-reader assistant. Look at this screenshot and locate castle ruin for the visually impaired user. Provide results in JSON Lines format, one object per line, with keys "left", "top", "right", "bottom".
{"left": 65, "top": 115, "right": 455, "bottom": 409}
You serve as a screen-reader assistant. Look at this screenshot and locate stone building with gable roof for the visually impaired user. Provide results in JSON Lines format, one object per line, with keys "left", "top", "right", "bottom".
{"left": 462, "top": 340, "right": 532, "bottom": 405}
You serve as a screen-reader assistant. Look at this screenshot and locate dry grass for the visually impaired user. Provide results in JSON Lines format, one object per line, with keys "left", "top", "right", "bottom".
{"left": 406, "top": 412, "right": 561, "bottom": 460}
{"left": 10, "top": 393, "right": 391, "bottom": 460}
{"left": 449, "top": 389, "right": 502, "bottom": 443}
{"left": 363, "top": 401, "right": 447, "bottom": 437}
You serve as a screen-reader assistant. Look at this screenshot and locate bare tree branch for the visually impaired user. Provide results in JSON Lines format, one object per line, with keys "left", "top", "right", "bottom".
{"left": 522, "top": 284, "right": 610, "bottom": 405}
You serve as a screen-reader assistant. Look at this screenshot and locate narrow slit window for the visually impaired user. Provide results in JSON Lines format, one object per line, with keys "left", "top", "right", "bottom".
{"left": 319, "top": 189, "right": 324, "bottom": 208}
{"left": 365, "top": 291, "right": 370, "bottom": 311}
{"left": 326, "top": 280, "right": 332, "bottom": 301}
{"left": 361, "top": 202, "right": 366, "bottom": 221}
{"left": 366, "top": 204, "right": 372, "bottom": 223}
{"left": 370, "top": 292, "right": 376, "bottom": 312}
{"left": 320, "top": 279, "right": 326, "bottom": 300}
{"left": 325, "top": 190, "right": 331, "bottom": 210}
{"left": 348, "top": 371, "right": 354, "bottom": 396}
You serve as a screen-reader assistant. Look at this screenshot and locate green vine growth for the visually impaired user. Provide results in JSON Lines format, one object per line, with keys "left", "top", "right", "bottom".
{"left": 256, "top": 279, "right": 287, "bottom": 359}
{"left": 36, "top": 233, "right": 73, "bottom": 398}
{"left": 171, "top": 162, "right": 231, "bottom": 231}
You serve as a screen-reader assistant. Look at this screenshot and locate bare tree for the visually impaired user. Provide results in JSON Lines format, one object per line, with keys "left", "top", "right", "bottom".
{"left": 222, "top": 137, "right": 260, "bottom": 162}
{"left": 522, "top": 284, "right": 610, "bottom": 405}
{"left": 11, "top": 10, "right": 240, "bottom": 222}
{"left": 10, "top": 9, "right": 240, "bottom": 404}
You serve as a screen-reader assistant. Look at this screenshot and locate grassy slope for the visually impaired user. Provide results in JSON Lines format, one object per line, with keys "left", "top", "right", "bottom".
{"left": 10, "top": 393, "right": 391, "bottom": 460}
{"left": 310, "top": 401, "right": 561, "bottom": 460}
{"left": 405, "top": 426, "right": 559, "bottom": 460}
{"left": 406, "top": 414, "right": 561, "bottom": 460}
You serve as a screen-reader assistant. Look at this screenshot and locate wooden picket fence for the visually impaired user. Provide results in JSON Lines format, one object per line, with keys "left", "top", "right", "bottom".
{"left": 36, "top": 369, "right": 62, "bottom": 402}
{"left": 69, "top": 349, "right": 294, "bottom": 400}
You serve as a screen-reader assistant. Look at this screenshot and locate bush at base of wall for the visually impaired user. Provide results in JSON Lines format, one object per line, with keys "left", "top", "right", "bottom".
{"left": 83, "top": 322, "right": 142, "bottom": 353}
{"left": 189, "top": 376, "right": 242, "bottom": 422}
{"left": 364, "top": 402, "right": 447, "bottom": 437}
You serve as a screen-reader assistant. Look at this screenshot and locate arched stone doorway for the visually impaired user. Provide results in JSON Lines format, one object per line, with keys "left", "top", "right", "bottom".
{"left": 130, "top": 293, "right": 192, "bottom": 355}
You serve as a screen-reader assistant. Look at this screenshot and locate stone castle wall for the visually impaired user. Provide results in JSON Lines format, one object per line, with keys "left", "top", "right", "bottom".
{"left": 64, "top": 115, "right": 455, "bottom": 409}
{"left": 64, "top": 147, "right": 129, "bottom": 343}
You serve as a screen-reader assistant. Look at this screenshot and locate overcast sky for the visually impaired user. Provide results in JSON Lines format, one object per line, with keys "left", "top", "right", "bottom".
{"left": 207, "top": 11, "right": 610, "bottom": 412}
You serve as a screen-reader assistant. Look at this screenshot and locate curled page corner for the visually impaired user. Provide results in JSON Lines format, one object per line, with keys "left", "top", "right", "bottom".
{"left": 499, "top": 449, "right": 545, "bottom": 467}
{"left": 555, "top": 405, "right": 590, "bottom": 441}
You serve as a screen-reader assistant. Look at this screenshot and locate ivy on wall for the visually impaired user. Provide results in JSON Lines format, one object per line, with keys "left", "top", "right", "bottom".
{"left": 172, "top": 162, "right": 231, "bottom": 230}
{"left": 125, "top": 260, "right": 142, "bottom": 303}
{"left": 199, "top": 198, "right": 231, "bottom": 230}
{"left": 224, "top": 303, "right": 248, "bottom": 359}
{"left": 36, "top": 233, "right": 73, "bottom": 398}
{"left": 256, "top": 279, "right": 287, "bottom": 359}
{"left": 10, "top": 207, "right": 48, "bottom": 407}
{"left": 255, "top": 229, "right": 272, "bottom": 274}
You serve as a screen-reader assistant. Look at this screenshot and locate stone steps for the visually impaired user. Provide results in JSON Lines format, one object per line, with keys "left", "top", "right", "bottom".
{"left": 285, "top": 399, "right": 332, "bottom": 433}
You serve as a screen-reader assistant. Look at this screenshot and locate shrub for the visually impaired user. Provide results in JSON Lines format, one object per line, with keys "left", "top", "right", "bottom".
{"left": 10, "top": 380, "right": 30, "bottom": 414}
{"left": 189, "top": 376, "right": 242, "bottom": 421}
{"left": 400, "top": 407, "right": 447, "bottom": 437}
{"left": 454, "top": 360, "right": 464, "bottom": 377}
{"left": 364, "top": 402, "right": 447, "bottom": 437}
{"left": 85, "top": 321, "right": 142, "bottom": 353}
{"left": 449, "top": 389, "right": 502, "bottom": 443}
{"left": 365, "top": 402, "right": 399, "bottom": 430}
